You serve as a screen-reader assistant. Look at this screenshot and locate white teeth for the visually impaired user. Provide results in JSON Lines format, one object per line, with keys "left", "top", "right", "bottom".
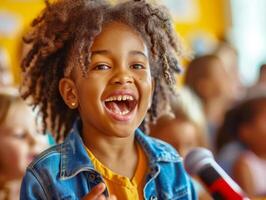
{"left": 113, "top": 110, "right": 129, "bottom": 115}
{"left": 105, "top": 95, "right": 134, "bottom": 102}
{"left": 122, "top": 110, "right": 129, "bottom": 115}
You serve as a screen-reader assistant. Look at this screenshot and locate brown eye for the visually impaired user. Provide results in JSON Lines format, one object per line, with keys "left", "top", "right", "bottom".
{"left": 131, "top": 64, "right": 145, "bottom": 70}
{"left": 93, "top": 64, "right": 110, "bottom": 70}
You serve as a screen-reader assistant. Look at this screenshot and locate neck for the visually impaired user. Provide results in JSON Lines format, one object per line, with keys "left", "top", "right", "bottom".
{"left": 84, "top": 134, "right": 136, "bottom": 160}
{"left": 83, "top": 128, "right": 138, "bottom": 178}
{"left": 82, "top": 123, "right": 137, "bottom": 160}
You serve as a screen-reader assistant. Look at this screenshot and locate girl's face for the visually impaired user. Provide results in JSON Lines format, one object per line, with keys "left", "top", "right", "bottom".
{"left": 68, "top": 22, "right": 153, "bottom": 138}
{"left": 0, "top": 104, "right": 48, "bottom": 181}
{"left": 241, "top": 104, "right": 266, "bottom": 154}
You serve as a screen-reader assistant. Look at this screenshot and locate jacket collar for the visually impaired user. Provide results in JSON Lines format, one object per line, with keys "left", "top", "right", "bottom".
{"left": 60, "top": 120, "right": 181, "bottom": 179}
{"left": 135, "top": 128, "right": 181, "bottom": 163}
{"left": 60, "top": 121, "right": 94, "bottom": 180}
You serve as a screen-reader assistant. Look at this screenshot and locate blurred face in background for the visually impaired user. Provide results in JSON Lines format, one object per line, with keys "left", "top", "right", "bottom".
{"left": 203, "top": 59, "right": 232, "bottom": 101}
{"left": 240, "top": 102, "right": 266, "bottom": 155}
{"left": 150, "top": 118, "right": 199, "bottom": 157}
{"left": 0, "top": 102, "right": 48, "bottom": 182}
{"left": 189, "top": 56, "right": 233, "bottom": 104}
{"left": 215, "top": 44, "right": 244, "bottom": 100}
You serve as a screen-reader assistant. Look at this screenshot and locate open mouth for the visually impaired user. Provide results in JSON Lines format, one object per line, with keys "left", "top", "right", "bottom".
{"left": 104, "top": 94, "right": 138, "bottom": 121}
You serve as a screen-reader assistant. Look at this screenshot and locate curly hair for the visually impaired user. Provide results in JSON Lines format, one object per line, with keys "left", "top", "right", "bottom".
{"left": 20, "top": 0, "right": 182, "bottom": 141}
{"left": 215, "top": 96, "right": 266, "bottom": 152}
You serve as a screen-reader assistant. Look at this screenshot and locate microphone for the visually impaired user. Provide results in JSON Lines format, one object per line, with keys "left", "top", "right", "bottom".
{"left": 184, "top": 147, "right": 250, "bottom": 200}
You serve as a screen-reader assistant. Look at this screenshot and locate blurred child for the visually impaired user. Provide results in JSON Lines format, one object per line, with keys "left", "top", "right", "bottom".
{"left": 215, "top": 96, "right": 249, "bottom": 175}
{"left": 20, "top": 0, "right": 196, "bottom": 199}
{"left": 184, "top": 55, "right": 233, "bottom": 149}
{"left": 216, "top": 94, "right": 266, "bottom": 197}
{"left": 171, "top": 86, "right": 209, "bottom": 145}
{"left": 0, "top": 88, "right": 48, "bottom": 200}
{"left": 150, "top": 110, "right": 211, "bottom": 200}
{"left": 230, "top": 96, "right": 266, "bottom": 197}
{"left": 214, "top": 41, "right": 244, "bottom": 101}
{"left": 150, "top": 113, "right": 206, "bottom": 157}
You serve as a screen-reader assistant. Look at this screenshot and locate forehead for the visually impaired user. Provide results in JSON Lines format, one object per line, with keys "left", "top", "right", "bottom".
{"left": 204, "top": 59, "right": 226, "bottom": 76}
{"left": 91, "top": 21, "right": 147, "bottom": 52}
{"left": 1, "top": 102, "right": 35, "bottom": 129}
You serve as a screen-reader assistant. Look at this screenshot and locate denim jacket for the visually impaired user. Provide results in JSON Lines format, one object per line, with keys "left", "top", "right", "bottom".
{"left": 20, "top": 122, "right": 197, "bottom": 200}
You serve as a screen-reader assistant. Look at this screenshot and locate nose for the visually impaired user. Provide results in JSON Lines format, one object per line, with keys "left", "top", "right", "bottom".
{"left": 110, "top": 68, "right": 133, "bottom": 85}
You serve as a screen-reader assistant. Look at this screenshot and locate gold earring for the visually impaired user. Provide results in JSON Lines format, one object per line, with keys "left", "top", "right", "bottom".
{"left": 71, "top": 102, "right": 76, "bottom": 107}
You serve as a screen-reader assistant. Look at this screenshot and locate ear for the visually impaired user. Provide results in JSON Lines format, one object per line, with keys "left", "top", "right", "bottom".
{"left": 59, "top": 78, "right": 79, "bottom": 109}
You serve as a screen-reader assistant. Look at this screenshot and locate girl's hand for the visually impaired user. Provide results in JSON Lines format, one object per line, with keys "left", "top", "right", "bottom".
{"left": 82, "top": 183, "right": 117, "bottom": 200}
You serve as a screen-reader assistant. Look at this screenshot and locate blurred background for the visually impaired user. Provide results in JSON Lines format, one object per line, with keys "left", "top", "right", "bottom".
{"left": 1, "top": 0, "right": 266, "bottom": 86}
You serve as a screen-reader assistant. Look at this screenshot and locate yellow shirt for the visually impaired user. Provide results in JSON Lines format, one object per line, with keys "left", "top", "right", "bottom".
{"left": 86, "top": 143, "right": 148, "bottom": 200}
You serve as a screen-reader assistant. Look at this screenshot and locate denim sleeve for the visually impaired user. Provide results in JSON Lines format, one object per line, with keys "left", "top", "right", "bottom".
{"left": 189, "top": 177, "right": 198, "bottom": 200}
{"left": 20, "top": 169, "right": 47, "bottom": 200}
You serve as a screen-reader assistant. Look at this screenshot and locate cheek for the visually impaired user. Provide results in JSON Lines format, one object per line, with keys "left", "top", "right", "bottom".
{"left": 79, "top": 76, "right": 105, "bottom": 97}
{"left": 140, "top": 73, "right": 153, "bottom": 97}
{"left": 140, "top": 82, "right": 153, "bottom": 110}
{"left": 257, "top": 120, "right": 266, "bottom": 133}
{"left": 77, "top": 81, "right": 104, "bottom": 110}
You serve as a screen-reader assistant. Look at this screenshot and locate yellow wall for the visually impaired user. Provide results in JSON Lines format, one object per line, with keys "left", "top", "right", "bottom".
{"left": 173, "top": 0, "right": 230, "bottom": 85}
{"left": 0, "top": 0, "right": 45, "bottom": 84}
{"left": 176, "top": 0, "right": 229, "bottom": 39}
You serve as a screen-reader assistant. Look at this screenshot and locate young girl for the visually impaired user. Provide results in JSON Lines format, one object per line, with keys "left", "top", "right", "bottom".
{"left": 231, "top": 96, "right": 266, "bottom": 197}
{"left": 216, "top": 94, "right": 266, "bottom": 198}
{"left": 20, "top": 0, "right": 196, "bottom": 199}
{"left": 0, "top": 88, "right": 48, "bottom": 200}
{"left": 184, "top": 55, "right": 233, "bottom": 149}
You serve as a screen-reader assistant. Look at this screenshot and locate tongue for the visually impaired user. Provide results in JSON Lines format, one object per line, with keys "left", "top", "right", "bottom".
{"left": 106, "top": 101, "right": 129, "bottom": 114}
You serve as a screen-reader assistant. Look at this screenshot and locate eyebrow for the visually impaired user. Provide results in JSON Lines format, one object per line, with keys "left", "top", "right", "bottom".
{"left": 91, "top": 50, "right": 148, "bottom": 59}
{"left": 129, "top": 50, "right": 148, "bottom": 58}
{"left": 91, "top": 50, "right": 109, "bottom": 56}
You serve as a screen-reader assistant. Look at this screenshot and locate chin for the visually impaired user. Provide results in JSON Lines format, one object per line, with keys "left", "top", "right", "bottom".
{"left": 109, "top": 125, "right": 136, "bottom": 138}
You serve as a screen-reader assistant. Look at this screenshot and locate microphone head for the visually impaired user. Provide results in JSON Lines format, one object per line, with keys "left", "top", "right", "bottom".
{"left": 184, "top": 147, "right": 214, "bottom": 175}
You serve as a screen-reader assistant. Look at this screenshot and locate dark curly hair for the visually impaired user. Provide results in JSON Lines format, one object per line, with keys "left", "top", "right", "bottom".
{"left": 216, "top": 96, "right": 266, "bottom": 152}
{"left": 20, "top": 0, "right": 182, "bottom": 142}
